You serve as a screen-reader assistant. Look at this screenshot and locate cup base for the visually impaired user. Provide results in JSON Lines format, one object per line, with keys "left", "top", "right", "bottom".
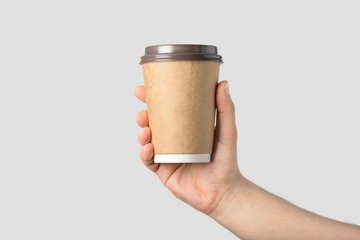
{"left": 154, "top": 154, "right": 211, "bottom": 163}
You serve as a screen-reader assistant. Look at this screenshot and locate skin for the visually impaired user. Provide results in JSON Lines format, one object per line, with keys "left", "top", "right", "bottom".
{"left": 135, "top": 80, "right": 360, "bottom": 239}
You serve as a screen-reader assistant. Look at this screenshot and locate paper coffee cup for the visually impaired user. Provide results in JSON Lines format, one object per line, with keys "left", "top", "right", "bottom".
{"left": 140, "top": 44, "right": 223, "bottom": 163}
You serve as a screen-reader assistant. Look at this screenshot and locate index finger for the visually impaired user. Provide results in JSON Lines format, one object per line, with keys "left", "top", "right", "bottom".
{"left": 134, "top": 85, "right": 146, "bottom": 103}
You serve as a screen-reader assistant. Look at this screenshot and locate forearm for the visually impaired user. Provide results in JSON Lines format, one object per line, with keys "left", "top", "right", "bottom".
{"left": 211, "top": 177, "right": 360, "bottom": 240}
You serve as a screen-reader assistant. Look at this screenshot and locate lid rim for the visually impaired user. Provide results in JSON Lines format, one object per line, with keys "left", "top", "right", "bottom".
{"left": 140, "top": 44, "right": 223, "bottom": 65}
{"left": 140, "top": 58, "right": 223, "bottom": 64}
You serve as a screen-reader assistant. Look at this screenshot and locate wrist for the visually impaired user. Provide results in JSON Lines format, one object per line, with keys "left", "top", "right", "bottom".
{"left": 209, "top": 174, "right": 250, "bottom": 220}
{"left": 208, "top": 176, "right": 259, "bottom": 239}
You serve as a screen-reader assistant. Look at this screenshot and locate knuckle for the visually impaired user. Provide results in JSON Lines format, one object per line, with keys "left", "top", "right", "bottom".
{"left": 228, "top": 101, "right": 235, "bottom": 112}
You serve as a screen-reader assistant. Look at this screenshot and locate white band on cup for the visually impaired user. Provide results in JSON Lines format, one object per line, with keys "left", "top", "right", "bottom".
{"left": 154, "top": 154, "right": 211, "bottom": 163}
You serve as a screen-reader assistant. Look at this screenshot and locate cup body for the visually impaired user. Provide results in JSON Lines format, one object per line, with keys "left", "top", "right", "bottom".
{"left": 142, "top": 60, "right": 220, "bottom": 163}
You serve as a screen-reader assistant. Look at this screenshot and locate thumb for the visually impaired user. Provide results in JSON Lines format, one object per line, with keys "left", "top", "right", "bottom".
{"left": 214, "top": 80, "right": 237, "bottom": 146}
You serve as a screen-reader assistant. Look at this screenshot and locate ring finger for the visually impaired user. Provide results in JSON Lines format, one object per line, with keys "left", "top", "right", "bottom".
{"left": 138, "top": 127, "right": 151, "bottom": 146}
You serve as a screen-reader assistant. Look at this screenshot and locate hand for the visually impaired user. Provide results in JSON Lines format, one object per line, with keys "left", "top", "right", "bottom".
{"left": 134, "top": 80, "right": 243, "bottom": 216}
{"left": 135, "top": 81, "right": 360, "bottom": 239}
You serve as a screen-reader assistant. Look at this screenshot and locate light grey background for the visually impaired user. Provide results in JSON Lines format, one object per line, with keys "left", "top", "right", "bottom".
{"left": 0, "top": 0, "right": 359, "bottom": 239}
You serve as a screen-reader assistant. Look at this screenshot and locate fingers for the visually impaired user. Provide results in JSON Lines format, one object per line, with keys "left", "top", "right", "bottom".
{"left": 137, "top": 121, "right": 158, "bottom": 172}
{"left": 138, "top": 127, "right": 151, "bottom": 146}
{"left": 135, "top": 85, "right": 158, "bottom": 172}
{"left": 140, "top": 143, "right": 159, "bottom": 172}
{"left": 215, "top": 80, "right": 237, "bottom": 145}
{"left": 134, "top": 85, "right": 146, "bottom": 103}
{"left": 136, "top": 110, "right": 148, "bottom": 128}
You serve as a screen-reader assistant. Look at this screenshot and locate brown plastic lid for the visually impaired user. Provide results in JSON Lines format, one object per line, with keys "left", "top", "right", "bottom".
{"left": 140, "top": 44, "right": 223, "bottom": 64}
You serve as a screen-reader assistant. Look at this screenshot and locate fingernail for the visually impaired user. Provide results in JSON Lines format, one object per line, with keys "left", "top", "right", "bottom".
{"left": 225, "top": 82, "right": 230, "bottom": 97}
{"left": 139, "top": 129, "right": 143, "bottom": 139}
{"left": 144, "top": 144, "right": 150, "bottom": 153}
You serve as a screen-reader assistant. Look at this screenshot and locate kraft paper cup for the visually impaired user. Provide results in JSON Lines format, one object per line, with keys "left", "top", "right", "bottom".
{"left": 140, "top": 44, "right": 223, "bottom": 163}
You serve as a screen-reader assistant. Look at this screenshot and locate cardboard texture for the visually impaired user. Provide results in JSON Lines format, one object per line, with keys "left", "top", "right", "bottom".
{"left": 142, "top": 61, "right": 220, "bottom": 154}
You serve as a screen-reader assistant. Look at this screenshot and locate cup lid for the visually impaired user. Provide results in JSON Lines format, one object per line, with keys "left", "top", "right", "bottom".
{"left": 140, "top": 44, "right": 223, "bottom": 64}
